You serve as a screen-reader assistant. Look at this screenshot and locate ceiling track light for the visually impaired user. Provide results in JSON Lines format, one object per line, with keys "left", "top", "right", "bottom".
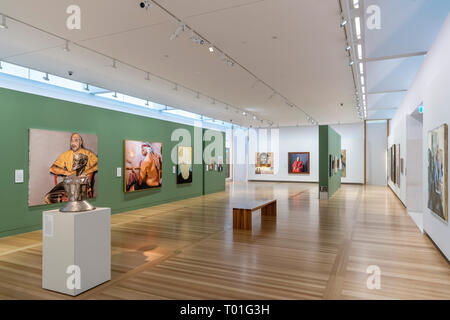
{"left": 43, "top": 73, "right": 49, "bottom": 81}
{"left": 113, "top": 92, "right": 118, "bottom": 98}
{"left": 111, "top": 59, "right": 117, "bottom": 69}
{"left": 145, "top": 72, "right": 151, "bottom": 81}
{"left": 242, "top": 111, "right": 247, "bottom": 116}
{"left": 84, "top": 84, "right": 90, "bottom": 91}
{"left": 208, "top": 45, "right": 214, "bottom": 53}
{"left": 189, "top": 31, "right": 205, "bottom": 45}
{"left": 349, "top": 60, "right": 354, "bottom": 66}
{"left": 139, "top": 0, "right": 152, "bottom": 10}
{"left": 345, "top": 45, "right": 351, "bottom": 52}
{"left": 340, "top": 18, "right": 348, "bottom": 28}
{"left": 63, "top": 40, "right": 70, "bottom": 52}
{"left": 227, "top": 60, "right": 235, "bottom": 67}
{"left": 0, "top": 14, "right": 8, "bottom": 30}
{"left": 145, "top": 100, "right": 149, "bottom": 106}
{"left": 170, "top": 23, "right": 187, "bottom": 41}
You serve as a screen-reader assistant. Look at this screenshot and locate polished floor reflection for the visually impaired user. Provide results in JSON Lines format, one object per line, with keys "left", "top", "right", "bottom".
{"left": 0, "top": 182, "right": 449, "bottom": 299}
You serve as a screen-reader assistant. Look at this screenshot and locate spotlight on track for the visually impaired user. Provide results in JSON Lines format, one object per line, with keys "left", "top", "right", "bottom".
{"left": 63, "top": 40, "right": 70, "bottom": 52}
{"left": 340, "top": 19, "right": 347, "bottom": 28}
{"left": 139, "top": 1, "right": 152, "bottom": 10}
{"left": 189, "top": 31, "right": 205, "bottom": 45}
{"left": 0, "top": 15, "right": 8, "bottom": 30}
{"left": 170, "top": 23, "right": 187, "bottom": 41}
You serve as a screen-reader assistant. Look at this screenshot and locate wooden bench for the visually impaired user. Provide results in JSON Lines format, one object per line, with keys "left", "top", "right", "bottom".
{"left": 232, "top": 199, "right": 277, "bottom": 230}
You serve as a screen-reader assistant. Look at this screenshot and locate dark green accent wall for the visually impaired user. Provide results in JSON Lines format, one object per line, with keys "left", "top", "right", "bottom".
{"left": 0, "top": 88, "right": 225, "bottom": 238}
{"left": 319, "top": 125, "right": 341, "bottom": 199}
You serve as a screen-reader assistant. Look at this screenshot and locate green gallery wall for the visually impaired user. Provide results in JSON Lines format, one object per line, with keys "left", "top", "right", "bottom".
{"left": 0, "top": 87, "right": 226, "bottom": 238}
{"left": 319, "top": 125, "right": 341, "bottom": 198}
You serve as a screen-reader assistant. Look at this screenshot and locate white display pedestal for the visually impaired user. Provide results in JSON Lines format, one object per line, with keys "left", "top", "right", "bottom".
{"left": 42, "top": 207, "right": 111, "bottom": 296}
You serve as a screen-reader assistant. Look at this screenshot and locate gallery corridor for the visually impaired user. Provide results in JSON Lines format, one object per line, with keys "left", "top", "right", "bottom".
{"left": 0, "top": 182, "right": 448, "bottom": 300}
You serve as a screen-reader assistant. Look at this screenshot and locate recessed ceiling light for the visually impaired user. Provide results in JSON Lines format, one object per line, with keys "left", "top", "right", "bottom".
{"left": 355, "top": 17, "right": 361, "bottom": 39}
{"left": 357, "top": 44, "right": 363, "bottom": 59}
{"left": 353, "top": 0, "right": 359, "bottom": 9}
{"left": 359, "top": 62, "right": 364, "bottom": 74}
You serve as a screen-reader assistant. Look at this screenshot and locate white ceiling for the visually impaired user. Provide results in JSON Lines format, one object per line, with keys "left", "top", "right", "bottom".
{"left": 0, "top": 0, "right": 358, "bottom": 127}
{"left": 0, "top": 0, "right": 448, "bottom": 125}
{"left": 361, "top": 0, "right": 450, "bottom": 119}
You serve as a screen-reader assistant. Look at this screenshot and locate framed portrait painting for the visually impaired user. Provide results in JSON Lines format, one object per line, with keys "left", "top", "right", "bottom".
{"left": 28, "top": 129, "right": 98, "bottom": 207}
{"left": 177, "top": 146, "right": 192, "bottom": 184}
{"left": 255, "top": 152, "right": 274, "bottom": 174}
{"left": 427, "top": 124, "right": 448, "bottom": 222}
{"left": 341, "top": 150, "right": 346, "bottom": 178}
{"left": 124, "top": 140, "right": 162, "bottom": 192}
{"left": 288, "top": 152, "right": 310, "bottom": 174}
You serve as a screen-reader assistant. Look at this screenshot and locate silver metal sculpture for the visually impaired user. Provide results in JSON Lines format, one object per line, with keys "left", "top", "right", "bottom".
{"left": 60, "top": 153, "right": 96, "bottom": 212}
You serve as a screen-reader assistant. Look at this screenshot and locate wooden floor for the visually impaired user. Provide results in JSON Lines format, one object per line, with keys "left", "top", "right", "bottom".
{"left": 0, "top": 182, "right": 449, "bottom": 300}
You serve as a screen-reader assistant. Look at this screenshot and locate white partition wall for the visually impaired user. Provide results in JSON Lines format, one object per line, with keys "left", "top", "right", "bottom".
{"left": 406, "top": 113, "right": 424, "bottom": 210}
{"left": 233, "top": 127, "right": 248, "bottom": 182}
{"left": 366, "top": 120, "right": 388, "bottom": 186}
{"left": 248, "top": 123, "right": 364, "bottom": 183}
{"left": 388, "top": 15, "right": 450, "bottom": 260}
{"left": 331, "top": 123, "right": 364, "bottom": 184}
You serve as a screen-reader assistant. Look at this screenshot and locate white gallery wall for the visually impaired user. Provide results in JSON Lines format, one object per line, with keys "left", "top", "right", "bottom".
{"left": 389, "top": 15, "right": 450, "bottom": 260}
{"left": 331, "top": 123, "right": 364, "bottom": 184}
{"left": 248, "top": 123, "right": 364, "bottom": 184}
{"left": 388, "top": 118, "right": 406, "bottom": 200}
{"left": 366, "top": 121, "right": 388, "bottom": 186}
